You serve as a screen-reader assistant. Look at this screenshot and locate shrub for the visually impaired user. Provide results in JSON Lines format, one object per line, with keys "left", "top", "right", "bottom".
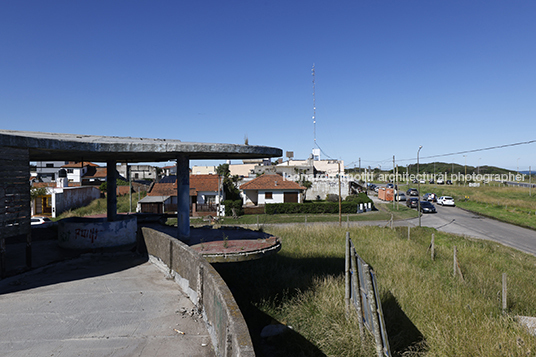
{"left": 222, "top": 199, "right": 244, "bottom": 216}
{"left": 265, "top": 201, "right": 373, "bottom": 215}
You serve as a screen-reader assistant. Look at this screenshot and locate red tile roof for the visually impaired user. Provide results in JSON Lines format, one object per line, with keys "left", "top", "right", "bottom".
{"left": 190, "top": 174, "right": 219, "bottom": 193}
{"left": 240, "top": 174, "right": 305, "bottom": 190}
{"left": 148, "top": 182, "right": 176, "bottom": 197}
{"left": 61, "top": 161, "right": 99, "bottom": 168}
{"left": 148, "top": 174, "right": 220, "bottom": 197}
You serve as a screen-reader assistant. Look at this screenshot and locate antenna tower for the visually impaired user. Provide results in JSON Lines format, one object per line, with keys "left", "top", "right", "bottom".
{"left": 312, "top": 64, "right": 316, "bottom": 148}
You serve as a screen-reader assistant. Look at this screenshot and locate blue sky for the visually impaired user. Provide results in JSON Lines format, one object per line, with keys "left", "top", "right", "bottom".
{"left": 1, "top": 1, "right": 535, "bottom": 171}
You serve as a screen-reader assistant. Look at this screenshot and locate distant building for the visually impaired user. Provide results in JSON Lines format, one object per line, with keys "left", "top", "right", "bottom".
{"left": 117, "top": 163, "right": 157, "bottom": 181}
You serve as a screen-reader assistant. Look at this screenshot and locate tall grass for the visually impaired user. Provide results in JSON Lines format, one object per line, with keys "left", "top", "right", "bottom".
{"left": 56, "top": 192, "right": 146, "bottom": 219}
{"left": 214, "top": 225, "right": 536, "bottom": 356}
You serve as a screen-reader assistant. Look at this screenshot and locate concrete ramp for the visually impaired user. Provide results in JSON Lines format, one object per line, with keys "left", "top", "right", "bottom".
{"left": 0, "top": 252, "right": 215, "bottom": 357}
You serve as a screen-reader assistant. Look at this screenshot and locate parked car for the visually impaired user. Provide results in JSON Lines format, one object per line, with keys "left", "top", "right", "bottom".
{"left": 406, "top": 188, "right": 419, "bottom": 196}
{"left": 437, "top": 178, "right": 444, "bottom": 184}
{"left": 386, "top": 183, "right": 394, "bottom": 189}
{"left": 429, "top": 179, "right": 434, "bottom": 184}
{"left": 31, "top": 216, "right": 53, "bottom": 228}
{"left": 423, "top": 193, "right": 437, "bottom": 202}
{"left": 419, "top": 179, "right": 426, "bottom": 184}
{"left": 438, "top": 196, "right": 455, "bottom": 206}
{"left": 396, "top": 192, "right": 407, "bottom": 201}
{"left": 446, "top": 180, "right": 453, "bottom": 185}
{"left": 406, "top": 197, "right": 419, "bottom": 208}
{"left": 412, "top": 179, "right": 418, "bottom": 184}
{"left": 420, "top": 201, "right": 437, "bottom": 213}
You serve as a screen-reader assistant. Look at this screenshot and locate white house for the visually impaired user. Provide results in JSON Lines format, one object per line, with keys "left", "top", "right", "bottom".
{"left": 239, "top": 174, "right": 306, "bottom": 206}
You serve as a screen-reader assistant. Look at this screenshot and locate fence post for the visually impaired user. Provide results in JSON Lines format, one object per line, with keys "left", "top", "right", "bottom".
{"left": 453, "top": 246, "right": 457, "bottom": 277}
{"left": 345, "top": 232, "right": 350, "bottom": 316}
{"left": 407, "top": 225, "right": 410, "bottom": 240}
{"left": 350, "top": 243, "right": 365, "bottom": 342}
{"left": 502, "top": 273, "right": 507, "bottom": 313}
{"left": 431, "top": 233, "right": 435, "bottom": 260}
{"left": 347, "top": 214, "right": 349, "bottom": 229}
{"left": 363, "top": 264, "right": 384, "bottom": 357}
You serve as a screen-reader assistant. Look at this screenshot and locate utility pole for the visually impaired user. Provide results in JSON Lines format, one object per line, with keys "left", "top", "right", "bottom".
{"left": 463, "top": 155, "right": 467, "bottom": 186}
{"left": 417, "top": 146, "right": 423, "bottom": 227}
{"left": 338, "top": 161, "right": 342, "bottom": 226}
{"left": 393, "top": 156, "right": 396, "bottom": 209}
{"left": 530, "top": 166, "right": 532, "bottom": 197}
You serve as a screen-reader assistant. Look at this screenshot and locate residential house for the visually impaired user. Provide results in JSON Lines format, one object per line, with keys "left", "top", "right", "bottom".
{"left": 117, "top": 163, "right": 158, "bottom": 181}
{"left": 34, "top": 161, "right": 70, "bottom": 182}
{"left": 31, "top": 170, "right": 100, "bottom": 218}
{"left": 240, "top": 174, "right": 306, "bottom": 206}
{"left": 137, "top": 174, "right": 223, "bottom": 216}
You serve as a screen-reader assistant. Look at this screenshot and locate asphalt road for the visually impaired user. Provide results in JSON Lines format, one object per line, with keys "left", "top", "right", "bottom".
{"left": 406, "top": 203, "right": 536, "bottom": 256}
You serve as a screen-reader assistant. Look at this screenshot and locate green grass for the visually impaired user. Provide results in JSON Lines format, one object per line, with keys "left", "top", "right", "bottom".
{"left": 214, "top": 225, "right": 536, "bottom": 356}
{"left": 175, "top": 206, "right": 418, "bottom": 228}
{"left": 55, "top": 192, "right": 146, "bottom": 219}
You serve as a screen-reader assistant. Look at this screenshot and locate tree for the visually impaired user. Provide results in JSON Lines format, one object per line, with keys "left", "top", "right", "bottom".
{"left": 216, "top": 163, "right": 241, "bottom": 201}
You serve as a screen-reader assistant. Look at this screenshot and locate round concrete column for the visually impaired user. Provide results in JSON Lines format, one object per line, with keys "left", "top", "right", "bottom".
{"left": 177, "top": 155, "right": 190, "bottom": 239}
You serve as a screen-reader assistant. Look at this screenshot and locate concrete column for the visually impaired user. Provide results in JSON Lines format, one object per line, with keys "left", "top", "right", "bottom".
{"left": 176, "top": 155, "right": 190, "bottom": 239}
{"left": 107, "top": 159, "right": 117, "bottom": 221}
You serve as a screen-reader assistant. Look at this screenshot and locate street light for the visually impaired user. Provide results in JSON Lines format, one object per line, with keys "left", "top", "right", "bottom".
{"left": 417, "top": 145, "right": 423, "bottom": 227}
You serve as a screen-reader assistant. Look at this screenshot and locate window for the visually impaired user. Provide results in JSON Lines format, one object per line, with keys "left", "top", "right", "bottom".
{"left": 265, "top": 192, "right": 273, "bottom": 199}
{"left": 46, "top": 163, "right": 54, "bottom": 168}
{"left": 67, "top": 169, "right": 73, "bottom": 173}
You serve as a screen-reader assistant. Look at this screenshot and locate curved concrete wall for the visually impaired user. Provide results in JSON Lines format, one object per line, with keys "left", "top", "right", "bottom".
{"left": 58, "top": 216, "right": 137, "bottom": 249}
{"left": 140, "top": 227, "right": 254, "bottom": 357}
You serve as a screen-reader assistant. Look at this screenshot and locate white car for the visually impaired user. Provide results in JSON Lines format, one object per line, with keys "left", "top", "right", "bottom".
{"left": 396, "top": 192, "right": 407, "bottom": 201}
{"left": 31, "top": 216, "right": 53, "bottom": 228}
{"left": 437, "top": 196, "right": 455, "bottom": 206}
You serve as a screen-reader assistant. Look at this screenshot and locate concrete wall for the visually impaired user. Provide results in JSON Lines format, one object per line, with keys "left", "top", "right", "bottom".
{"left": 140, "top": 227, "right": 254, "bottom": 357}
{"left": 52, "top": 186, "right": 100, "bottom": 218}
{"left": 58, "top": 215, "right": 137, "bottom": 249}
{"left": 305, "top": 179, "right": 350, "bottom": 201}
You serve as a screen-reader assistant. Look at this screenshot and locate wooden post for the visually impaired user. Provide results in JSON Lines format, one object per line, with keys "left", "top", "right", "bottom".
{"left": 350, "top": 243, "right": 365, "bottom": 342}
{"left": 431, "top": 233, "right": 435, "bottom": 260}
{"left": 347, "top": 214, "right": 349, "bottom": 229}
{"left": 453, "top": 246, "right": 457, "bottom": 277}
{"left": 408, "top": 225, "right": 410, "bottom": 240}
{"left": 502, "top": 273, "right": 507, "bottom": 312}
{"left": 345, "top": 232, "right": 350, "bottom": 316}
{"left": 363, "top": 264, "right": 384, "bottom": 357}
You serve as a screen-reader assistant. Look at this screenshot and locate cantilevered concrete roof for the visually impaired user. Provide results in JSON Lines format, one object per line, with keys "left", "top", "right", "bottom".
{"left": 0, "top": 130, "right": 282, "bottom": 162}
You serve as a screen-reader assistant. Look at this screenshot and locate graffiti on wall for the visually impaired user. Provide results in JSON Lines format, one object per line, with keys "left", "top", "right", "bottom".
{"left": 74, "top": 228, "right": 100, "bottom": 243}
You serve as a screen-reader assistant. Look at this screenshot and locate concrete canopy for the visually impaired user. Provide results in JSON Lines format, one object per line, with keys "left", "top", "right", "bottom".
{"left": 0, "top": 130, "right": 282, "bottom": 162}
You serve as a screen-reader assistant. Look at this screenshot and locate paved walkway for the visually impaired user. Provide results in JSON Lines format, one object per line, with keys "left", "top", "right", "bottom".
{"left": 0, "top": 252, "right": 215, "bottom": 357}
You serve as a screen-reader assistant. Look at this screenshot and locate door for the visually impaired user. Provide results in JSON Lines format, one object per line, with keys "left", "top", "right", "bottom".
{"left": 284, "top": 192, "right": 298, "bottom": 203}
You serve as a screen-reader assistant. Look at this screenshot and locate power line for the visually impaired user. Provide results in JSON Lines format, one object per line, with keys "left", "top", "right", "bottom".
{"left": 396, "top": 139, "right": 536, "bottom": 163}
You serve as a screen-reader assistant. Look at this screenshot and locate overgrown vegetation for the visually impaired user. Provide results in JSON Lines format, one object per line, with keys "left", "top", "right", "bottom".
{"left": 215, "top": 225, "right": 536, "bottom": 356}
{"left": 55, "top": 192, "right": 146, "bottom": 219}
